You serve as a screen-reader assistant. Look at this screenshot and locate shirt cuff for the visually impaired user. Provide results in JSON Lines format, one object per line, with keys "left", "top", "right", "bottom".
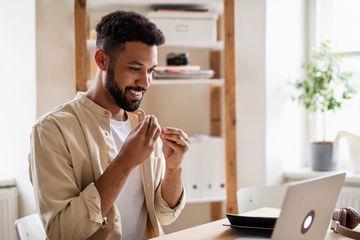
{"left": 81, "top": 183, "right": 105, "bottom": 224}
{"left": 154, "top": 182, "right": 187, "bottom": 224}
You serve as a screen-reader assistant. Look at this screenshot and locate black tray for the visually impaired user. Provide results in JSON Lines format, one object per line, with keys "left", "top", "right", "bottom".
{"left": 226, "top": 213, "right": 277, "bottom": 230}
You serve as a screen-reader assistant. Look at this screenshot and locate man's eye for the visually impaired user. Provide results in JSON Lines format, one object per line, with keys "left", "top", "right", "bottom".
{"left": 129, "top": 67, "right": 141, "bottom": 72}
{"left": 147, "top": 68, "right": 154, "bottom": 74}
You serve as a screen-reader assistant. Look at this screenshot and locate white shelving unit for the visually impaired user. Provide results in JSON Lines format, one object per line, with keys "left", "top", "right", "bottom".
{"left": 161, "top": 41, "right": 224, "bottom": 50}
{"left": 188, "top": 195, "right": 226, "bottom": 204}
{"left": 87, "top": 39, "right": 224, "bottom": 50}
{"left": 86, "top": 79, "right": 224, "bottom": 89}
{"left": 151, "top": 79, "right": 224, "bottom": 86}
{"left": 87, "top": 0, "right": 224, "bottom": 13}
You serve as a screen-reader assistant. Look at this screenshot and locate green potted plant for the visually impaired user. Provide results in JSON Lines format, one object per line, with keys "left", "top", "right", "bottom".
{"left": 293, "top": 40, "right": 356, "bottom": 171}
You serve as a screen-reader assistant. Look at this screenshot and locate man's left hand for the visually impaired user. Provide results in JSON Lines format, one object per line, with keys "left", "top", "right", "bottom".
{"left": 160, "top": 127, "right": 190, "bottom": 169}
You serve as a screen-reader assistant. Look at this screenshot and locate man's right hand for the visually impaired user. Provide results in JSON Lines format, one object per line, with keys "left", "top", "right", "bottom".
{"left": 115, "top": 115, "right": 161, "bottom": 170}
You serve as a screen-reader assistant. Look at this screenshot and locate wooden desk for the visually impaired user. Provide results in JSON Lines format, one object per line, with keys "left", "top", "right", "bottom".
{"left": 150, "top": 218, "right": 354, "bottom": 240}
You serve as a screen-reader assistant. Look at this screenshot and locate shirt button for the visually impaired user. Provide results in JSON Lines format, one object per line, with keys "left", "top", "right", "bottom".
{"left": 102, "top": 217, "right": 108, "bottom": 226}
{"left": 104, "top": 131, "right": 109, "bottom": 136}
{"left": 115, "top": 216, "right": 120, "bottom": 223}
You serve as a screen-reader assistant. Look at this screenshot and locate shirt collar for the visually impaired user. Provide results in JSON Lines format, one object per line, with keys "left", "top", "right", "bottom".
{"left": 75, "top": 91, "right": 146, "bottom": 121}
{"left": 75, "top": 92, "right": 112, "bottom": 118}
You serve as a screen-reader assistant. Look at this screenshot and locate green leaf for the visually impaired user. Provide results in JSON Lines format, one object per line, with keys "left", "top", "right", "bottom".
{"left": 292, "top": 40, "right": 356, "bottom": 113}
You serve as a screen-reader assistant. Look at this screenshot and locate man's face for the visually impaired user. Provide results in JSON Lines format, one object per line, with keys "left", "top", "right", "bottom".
{"left": 105, "top": 41, "right": 158, "bottom": 112}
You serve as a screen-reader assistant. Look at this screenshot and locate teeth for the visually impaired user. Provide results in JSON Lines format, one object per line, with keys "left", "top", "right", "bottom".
{"left": 128, "top": 89, "right": 143, "bottom": 100}
{"left": 129, "top": 89, "right": 142, "bottom": 94}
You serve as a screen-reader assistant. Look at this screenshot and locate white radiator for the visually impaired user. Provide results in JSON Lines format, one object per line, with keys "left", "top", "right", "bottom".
{"left": 337, "top": 186, "right": 360, "bottom": 210}
{"left": 0, "top": 187, "right": 18, "bottom": 240}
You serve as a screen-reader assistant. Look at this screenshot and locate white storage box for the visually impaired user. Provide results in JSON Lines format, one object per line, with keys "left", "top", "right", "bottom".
{"left": 148, "top": 11, "right": 218, "bottom": 42}
{"left": 182, "top": 135, "right": 225, "bottom": 200}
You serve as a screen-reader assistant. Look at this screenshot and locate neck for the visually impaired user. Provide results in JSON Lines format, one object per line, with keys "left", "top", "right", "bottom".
{"left": 85, "top": 69, "right": 127, "bottom": 121}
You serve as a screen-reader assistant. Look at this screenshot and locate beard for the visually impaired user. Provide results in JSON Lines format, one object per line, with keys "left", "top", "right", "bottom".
{"left": 104, "top": 65, "right": 144, "bottom": 112}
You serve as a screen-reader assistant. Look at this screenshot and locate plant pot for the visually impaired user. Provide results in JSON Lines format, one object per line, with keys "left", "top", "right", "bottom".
{"left": 309, "top": 141, "right": 337, "bottom": 171}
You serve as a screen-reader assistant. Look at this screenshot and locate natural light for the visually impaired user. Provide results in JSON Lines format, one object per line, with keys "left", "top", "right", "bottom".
{"left": 313, "top": 0, "right": 360, "bottom": 143}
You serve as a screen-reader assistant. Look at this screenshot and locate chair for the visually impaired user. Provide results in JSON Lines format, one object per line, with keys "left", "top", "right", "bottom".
{"left": 237, "top": 184, "right": 288, "bottom": 213}
{"left": 15, "top": 213, "right": 46, "bottom": 240}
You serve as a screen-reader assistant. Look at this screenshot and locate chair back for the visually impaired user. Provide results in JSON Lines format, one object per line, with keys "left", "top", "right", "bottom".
{"left": 15, "top": 213, "right": 46, "bottom": 240}
{"left": 334, "top": 130, "right": 360, "bottom": 173}
{"left": 237, "top": 184, "right": 287, "bottom": 213}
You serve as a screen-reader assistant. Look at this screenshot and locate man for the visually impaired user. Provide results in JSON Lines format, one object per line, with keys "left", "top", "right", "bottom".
{"left": 30, "top": 10, "right": 188, "bottom": 240}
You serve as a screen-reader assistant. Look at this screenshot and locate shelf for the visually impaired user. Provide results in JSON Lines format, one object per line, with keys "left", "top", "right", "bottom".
{"left": 88, "top": 0, "right": 224, "bottom": 13}
{"left": 87, "top": 79, "right": 224, "bottom": 88}
{"left": 161, "top": 41, "right": 223, "bottom": 50}
{"left": 188, "top": 195, "right": 226, "bottom": 204}
{"left": 87, "top": 39, "right": 223, "bottom": 51}
{"left": 152, "top": 78, "right": 224, "bottom": 86}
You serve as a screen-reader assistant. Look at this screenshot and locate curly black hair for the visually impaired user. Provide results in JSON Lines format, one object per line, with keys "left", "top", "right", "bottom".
{"left": 95, "top": 10, "right": 165, "bottom": 56}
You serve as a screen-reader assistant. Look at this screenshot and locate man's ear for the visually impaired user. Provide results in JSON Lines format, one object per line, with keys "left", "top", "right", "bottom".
{"left": 94, "top": 49, "right": 109, "bottom": 71}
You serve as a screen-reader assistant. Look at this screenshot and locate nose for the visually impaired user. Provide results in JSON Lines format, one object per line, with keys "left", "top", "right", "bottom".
{"left": 137, "top": 71, "right": 151, "bottom": 89}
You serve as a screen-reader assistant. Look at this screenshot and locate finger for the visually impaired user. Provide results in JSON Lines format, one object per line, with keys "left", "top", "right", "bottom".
{"left": 137, "top": 115, "right": 150, "bottom": 135}
{"left": 132, "top": 117, "right": 145, "bottom": 132}
{"left": 153, "top": 127, "right": 161, "bottom": 142}
{"left": 147, "top": 115, "right": 161, "bottom": 138}
{"left": 161, "top": 138, "right": 188, "bottom": 153}
{"left": 162, "top": 127, "right": 189, "bottom": 142}
{"left": 160, "top": 133, "right": 188, "bottom": 147}
{"left": 130, "top": 118, "right": 145, "bottom": 136}
{"left": 151, "top": 116, "right": 161, "bottom": 140}
{"left": 162, "top": 127, "right": 184, "bottom": 135}
{"left": 146, "top": 115, "right": 152, "bottom": 136}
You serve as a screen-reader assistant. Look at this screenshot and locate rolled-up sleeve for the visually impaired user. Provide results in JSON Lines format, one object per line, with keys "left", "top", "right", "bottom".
{"left": 154, "top": 182, "right": 186, "bottom": 225}
{"left": 30, "top": 119, "right": 103, "bottom": 240}
{"left": 81, "top": 183, "right": 103, "bottom": 224}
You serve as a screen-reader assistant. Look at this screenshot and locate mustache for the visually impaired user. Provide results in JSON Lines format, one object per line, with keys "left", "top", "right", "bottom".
{"left": 126, "top": 86, "right": 146, "bottom": 92}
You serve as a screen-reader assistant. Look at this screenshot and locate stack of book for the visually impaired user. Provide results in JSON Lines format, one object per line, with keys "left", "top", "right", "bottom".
{"left": 151, "top": 4, "right": 209, "bottom": 12}
{"left": 154, "top": 65, "right": 214, "bottom": 79}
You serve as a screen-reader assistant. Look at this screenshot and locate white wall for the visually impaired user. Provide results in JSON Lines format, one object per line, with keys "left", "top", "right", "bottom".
{"left": 0, "top": 0, "right": 36, "bottom": 216}
{"left": 0, "top": 0, "right": 77, "bottom": 218}
{"left": 236, "top": 0, "right": 267, "bottom": 187}
{"left": 265, "top": 0, "right": 306, "bottom": 184}
{"left": 235, "top": 0, "right": 306, "bottom": 187}
{"left": 36, "top": 0, "right": 75, "bottom": 117}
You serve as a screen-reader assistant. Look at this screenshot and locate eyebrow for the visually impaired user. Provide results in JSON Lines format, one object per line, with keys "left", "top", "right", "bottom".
{"left": 127, "top": 60, "right": 157, "bottom": 69}
{"left": 127, "top": 60, "right": 144, "bottom": 66}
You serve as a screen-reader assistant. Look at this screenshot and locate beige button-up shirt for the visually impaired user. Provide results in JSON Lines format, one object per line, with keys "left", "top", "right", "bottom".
{"left": 29, "top": 92, "right": 186, "bottom": 240}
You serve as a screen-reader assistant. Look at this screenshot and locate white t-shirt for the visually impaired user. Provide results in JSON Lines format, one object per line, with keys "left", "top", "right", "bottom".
{"left": 110, "top": 118, "right": 147, "bottom": 240}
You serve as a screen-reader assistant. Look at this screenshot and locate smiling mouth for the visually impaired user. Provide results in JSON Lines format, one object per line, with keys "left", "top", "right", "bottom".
{"left": 128, "top": 89, "right": 144, "bottom": 100}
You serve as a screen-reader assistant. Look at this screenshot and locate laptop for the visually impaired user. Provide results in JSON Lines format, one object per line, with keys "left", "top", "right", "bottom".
{"left": 226, "top": 172, "right": 346, "bottom": 239}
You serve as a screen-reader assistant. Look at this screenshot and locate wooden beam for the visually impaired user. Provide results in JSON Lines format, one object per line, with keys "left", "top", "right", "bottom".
{"left": 210, "top": 16, "right": 224, "bottom": 221}
{"left": 210, "top": 202, "right": 223, "bottom": 221}
{"left": 224, "top": 0, "right": 238, "bottom": 214}
{"left": 210, "top": 51, "right": 222, "bottom": 137}
{"left": 74, "top": 0, "right": 88, "bottom": 91}
{"left": 210, "top": 16, "right": 222, "bottom": 138}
